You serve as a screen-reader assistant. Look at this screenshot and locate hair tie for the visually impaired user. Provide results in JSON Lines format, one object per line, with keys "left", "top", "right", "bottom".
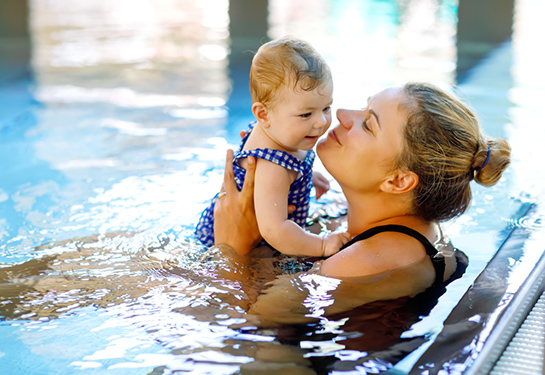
{"left": 476, "top": 145, "right": 491, "bottom": 172}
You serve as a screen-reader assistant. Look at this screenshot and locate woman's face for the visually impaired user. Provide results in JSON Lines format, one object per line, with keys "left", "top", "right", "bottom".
{"left": 316, "top": 86, "right": 407, "bottom": 192}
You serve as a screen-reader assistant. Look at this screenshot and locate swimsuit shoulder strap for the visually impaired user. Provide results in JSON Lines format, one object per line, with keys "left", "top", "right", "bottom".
{"left": 340, "top": 224, "right": 446, "bottom": 287}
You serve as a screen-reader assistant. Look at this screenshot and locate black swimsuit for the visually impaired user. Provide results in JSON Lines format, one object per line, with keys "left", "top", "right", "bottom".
{"left": 340, "top": 224, "right": 467, "bottom": 287}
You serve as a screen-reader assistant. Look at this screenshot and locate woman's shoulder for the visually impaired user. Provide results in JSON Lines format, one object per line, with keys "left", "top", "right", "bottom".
{"left": 320, "top": 228, "right": 431, "bottom": 278}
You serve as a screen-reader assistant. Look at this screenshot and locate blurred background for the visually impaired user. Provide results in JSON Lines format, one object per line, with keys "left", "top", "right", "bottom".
{"left": 2, "top": 0, "right": 542, "bottom": 249}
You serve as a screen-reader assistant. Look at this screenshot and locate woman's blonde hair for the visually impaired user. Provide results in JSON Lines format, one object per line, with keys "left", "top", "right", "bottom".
{"left": 398, "top": 82, "right": 511, "bottom": 222}
{"left": 249, "top": 36, "right": 332, "bottom": 108}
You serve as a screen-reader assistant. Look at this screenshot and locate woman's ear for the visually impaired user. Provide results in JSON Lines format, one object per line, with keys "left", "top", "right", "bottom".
{"left": 252, "top": 102, "right": 270, "bottom": 127}
{"left": 381, "top": 170, "right": 418, "bottom": 194}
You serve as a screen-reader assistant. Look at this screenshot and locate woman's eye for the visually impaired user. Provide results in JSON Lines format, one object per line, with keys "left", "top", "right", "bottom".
{"left": 363, "top": 120, "right": 372, "bottom": 132}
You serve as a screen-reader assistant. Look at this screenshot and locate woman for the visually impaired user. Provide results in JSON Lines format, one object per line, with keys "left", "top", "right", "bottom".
{"left": 213, "top": 82, "right": 511, "bottom": 286}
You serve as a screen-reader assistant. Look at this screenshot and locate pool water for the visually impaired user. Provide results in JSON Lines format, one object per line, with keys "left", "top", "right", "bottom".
{"left": 1, "top": 0, "right": 545, "bottom": 374}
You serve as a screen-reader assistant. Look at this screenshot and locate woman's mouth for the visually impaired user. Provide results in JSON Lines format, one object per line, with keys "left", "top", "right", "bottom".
{"left": 328, "top": 129, "right": 341, "bottom": 145}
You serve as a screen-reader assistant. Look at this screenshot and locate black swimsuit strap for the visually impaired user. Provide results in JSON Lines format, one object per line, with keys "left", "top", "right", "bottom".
{"left": 340, "top": 224, "right": 446, "bottom": 287}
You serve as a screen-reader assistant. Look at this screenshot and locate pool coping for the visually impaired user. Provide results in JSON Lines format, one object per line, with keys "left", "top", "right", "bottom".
{"left": 407, "top": 203, "right": 545, "bottom": 374}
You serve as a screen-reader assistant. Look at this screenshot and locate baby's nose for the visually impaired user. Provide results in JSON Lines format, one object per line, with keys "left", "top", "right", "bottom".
{"left": 314, "top": 112, "right": 329, "bottom": 128}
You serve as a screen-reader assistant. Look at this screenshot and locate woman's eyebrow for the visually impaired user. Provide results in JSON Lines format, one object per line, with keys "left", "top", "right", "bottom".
{"left": 365, "top": 96, "right": 380, "bottom": 128}
{"left": 369, "top": 109, "right": 381, "bottom": 128}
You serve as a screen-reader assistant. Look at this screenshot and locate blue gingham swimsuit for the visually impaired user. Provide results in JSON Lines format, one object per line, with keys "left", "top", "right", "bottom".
{"left": 195, "top": 122, "right": 315, "bottom": 246}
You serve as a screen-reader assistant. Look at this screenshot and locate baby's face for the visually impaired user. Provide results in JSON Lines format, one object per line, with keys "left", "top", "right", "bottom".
{"left": 264, "top": 80, "right": 334, "bottom": 152}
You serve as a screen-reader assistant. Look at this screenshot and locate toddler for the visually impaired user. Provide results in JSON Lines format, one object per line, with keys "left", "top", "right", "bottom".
{"left": 195, "top": 36, "right": 349, "bottom": 257}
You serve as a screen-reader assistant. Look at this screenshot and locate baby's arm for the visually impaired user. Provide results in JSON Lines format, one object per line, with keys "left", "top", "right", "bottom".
{"left": 254, "top": 159, "right": 349, "bottom": 257}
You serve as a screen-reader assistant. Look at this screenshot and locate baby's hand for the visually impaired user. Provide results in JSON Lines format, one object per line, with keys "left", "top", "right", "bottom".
{"left": 321, "top": 232, "right": 351, "bottom": 257}
{"left": 313, "top": 171, "right": 330, "bottom": 200}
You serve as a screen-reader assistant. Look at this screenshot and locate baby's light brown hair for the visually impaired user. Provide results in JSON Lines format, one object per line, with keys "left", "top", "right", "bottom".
{"left": 249, "top": 36, "right": 332, "bottom": 108}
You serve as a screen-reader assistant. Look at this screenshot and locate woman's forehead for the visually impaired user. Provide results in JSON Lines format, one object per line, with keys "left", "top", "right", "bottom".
{"left": 368, "top": 87, "right": 407, "bottom": 121}
{"left": 370, "top": 86, "right": 404, "bottom": 103}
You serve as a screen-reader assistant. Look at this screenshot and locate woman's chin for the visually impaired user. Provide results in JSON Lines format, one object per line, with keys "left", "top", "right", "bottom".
{"left": 316, "top": 137, "right": 327, "bottom": 151}
{"left": 316, "top": 141, "right": 331, "bottom": 168}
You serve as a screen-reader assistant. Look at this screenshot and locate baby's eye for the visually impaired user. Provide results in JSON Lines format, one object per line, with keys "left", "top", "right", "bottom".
{"left": 300, "top": 113, "right": 312, "bottom": 118}
{"left": 323, "top": 106, "right": 331, "bottom": 113}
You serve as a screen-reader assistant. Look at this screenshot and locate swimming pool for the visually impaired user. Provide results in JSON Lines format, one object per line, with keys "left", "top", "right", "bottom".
{"left": 1, "top": 0, "right": 544, "bottom": 374}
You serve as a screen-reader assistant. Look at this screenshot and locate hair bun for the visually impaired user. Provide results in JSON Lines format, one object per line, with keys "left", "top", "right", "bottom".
{"left": 473, "top": 139, "right": 511, "bottom": 187}
{"left": 475, "top": 145, "right": 491, "bottom": 172}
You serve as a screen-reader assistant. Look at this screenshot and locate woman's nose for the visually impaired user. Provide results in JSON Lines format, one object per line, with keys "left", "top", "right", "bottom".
{"left": 336, "top": 109, "right": 355, "bottom": 129}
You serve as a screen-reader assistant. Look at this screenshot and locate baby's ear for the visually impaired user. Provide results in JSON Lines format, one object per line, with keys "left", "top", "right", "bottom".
{"left": 252, "top": 102, "right": 270, "bottom": 127}
{"left": 381, "top": 170, "right": 418, "bottom": 194}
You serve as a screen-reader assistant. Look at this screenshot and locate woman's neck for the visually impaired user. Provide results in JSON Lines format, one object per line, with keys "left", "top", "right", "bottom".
{"left": 343, "top": 188, "right": 432, "bottom": 238}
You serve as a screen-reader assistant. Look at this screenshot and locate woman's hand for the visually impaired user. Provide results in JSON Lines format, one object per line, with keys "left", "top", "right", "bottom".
{"left": 213, "top": 149, "right": 262, "bottom": 255}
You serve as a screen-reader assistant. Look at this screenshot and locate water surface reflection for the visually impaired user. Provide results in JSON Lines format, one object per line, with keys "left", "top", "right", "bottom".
{"left": 0, "top": 220, "right": 464, "bottom": 373}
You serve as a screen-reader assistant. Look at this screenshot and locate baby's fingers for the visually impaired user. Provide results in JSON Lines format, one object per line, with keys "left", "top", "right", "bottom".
{"left": 339, "top": 232, "right": 351, "bottom": 244}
